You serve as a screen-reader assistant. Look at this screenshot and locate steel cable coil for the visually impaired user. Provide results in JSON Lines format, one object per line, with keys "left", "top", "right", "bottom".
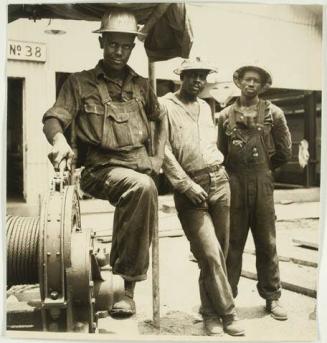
{"left": 7, "top": 215, "right": 39, "bottom": 286}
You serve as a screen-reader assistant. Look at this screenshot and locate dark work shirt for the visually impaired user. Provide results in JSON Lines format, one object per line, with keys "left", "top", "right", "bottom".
{"left": 43, "top": 60, "right": 163, "bottom": 172}
{"left": 218, "top": 99, "right": 292, "bottom": 170}
{"left": 43, "top": 60, "right": 161, "bottom": 141}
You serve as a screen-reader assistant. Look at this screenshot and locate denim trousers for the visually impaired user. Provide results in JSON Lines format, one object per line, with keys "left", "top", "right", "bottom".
{"left": 174, "top": 167, "right": 235, "bottom": 316}
{"left": 81, "top": 166, "right": 158, "bottom": 282}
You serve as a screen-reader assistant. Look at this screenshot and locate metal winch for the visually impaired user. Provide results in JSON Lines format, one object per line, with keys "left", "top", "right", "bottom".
{"left": 7, "top": 169, "right": 124, "bottom": 332}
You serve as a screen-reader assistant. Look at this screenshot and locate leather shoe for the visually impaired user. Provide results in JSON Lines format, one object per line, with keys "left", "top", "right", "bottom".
{"left": 109, "top": 295, "right": 136, "bottom": 318}
{"left": 266, "top": 300, "right": 288, "bottom": 320}
{"left": 221, "top": 313, "right": 245, "bottom": 336}
{"left": 203, "top": 316, "right": 223, "bottom": 336}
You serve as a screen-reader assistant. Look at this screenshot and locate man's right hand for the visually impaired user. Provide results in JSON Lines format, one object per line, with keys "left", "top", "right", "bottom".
{"left": 48, "top": 133, "right": 74, "bottom": 171}
{"left": 184, "top": 183, "right": 208, "bottom": 206}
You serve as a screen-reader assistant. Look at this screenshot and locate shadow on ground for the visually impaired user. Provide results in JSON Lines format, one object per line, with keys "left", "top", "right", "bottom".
{"left": 138, "top": 310, "right": 205, "bottom": 336}
{"left": 237, "top": 305, "right": 267, "bottom": 320}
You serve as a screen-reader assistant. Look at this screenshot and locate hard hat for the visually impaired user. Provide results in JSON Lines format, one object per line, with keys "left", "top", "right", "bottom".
{"left": 233, "top": 64, "right": 272, "bottom": 93}
{"left": 93, "top": 9, "right": 145, "bottom": 37}
{"left": 174, "top": 57, "right": 218, "bottom": 75}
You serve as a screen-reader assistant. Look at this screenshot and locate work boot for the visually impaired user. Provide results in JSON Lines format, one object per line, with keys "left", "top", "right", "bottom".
{"left": 109, "top": 294, "right": 136, "bottom": 318}
{"left": 203, "top": 316, "right": 223, "bottom": 336}
{"left": 109, "top": 281, "right": 136, "bottom": 318}
{"left": 266, "top": 300, "right": 288, "bottom": 320}
{"left": 221, "top": 313, "right": 245, "bottom": 336}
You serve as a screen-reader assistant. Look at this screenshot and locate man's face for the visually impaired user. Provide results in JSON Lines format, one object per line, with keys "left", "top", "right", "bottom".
{"left": 181, "top": 69, "right": 209, "bottom": 97}
{"left": 238, "top": 70, "right": 263, "bottom": 98}
{"left": 99, "top": 32, "right": 135, "bottom": 71}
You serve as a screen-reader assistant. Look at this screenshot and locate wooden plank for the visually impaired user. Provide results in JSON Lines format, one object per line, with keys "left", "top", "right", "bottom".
{"left": 241, "top": 270, "right": 316, "bottom": 298}
{"left": 243, "top": 248, "right": 318, "bottom": 268}
{"left": 96, "top": 228, "right": 184, "bottom": 244}
{"left": 292, "top": 239, "right": 318, "bottom": 250}
{"left": 241, "top": 254, "right": 317, "bottom": 298}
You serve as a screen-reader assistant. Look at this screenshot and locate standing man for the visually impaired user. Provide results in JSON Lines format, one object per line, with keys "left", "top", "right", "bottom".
{"left": 161, "top": 58, "right": 244, "bottom": 337}
{"left": 218, "top": 65, "right": 292, "bottom": 320}
{"left": 42, "top": 10, "right": 166, "bottom": 317}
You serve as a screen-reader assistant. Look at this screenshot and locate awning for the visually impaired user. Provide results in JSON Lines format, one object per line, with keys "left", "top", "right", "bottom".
{"left": 8, "top": 3, "right": 193, "bottom": 62}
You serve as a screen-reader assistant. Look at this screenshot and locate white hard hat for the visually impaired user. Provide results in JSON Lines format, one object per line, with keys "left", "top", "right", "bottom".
{"left": 93, "top": 9, "right": 145, "bottom": 37}
{"left": 174, "top": 57, "right": 218, "bottom": 75}
{"left": 233, "top": 64, "right": 272, "bottom": 93}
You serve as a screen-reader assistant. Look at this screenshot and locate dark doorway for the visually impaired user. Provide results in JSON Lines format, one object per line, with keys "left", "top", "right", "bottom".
{"left": 7, "top": 78, "right": 24, "bottom": 200}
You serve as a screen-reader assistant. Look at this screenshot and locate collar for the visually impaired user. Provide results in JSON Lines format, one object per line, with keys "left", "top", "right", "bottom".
{"left": 233, "top": 97, "right": 270, "bottom": 114}
{"left": 95, "top": 60, "right": 139, "bottom": 82}
{"left": 164, "top": 92, "right": 202, "bottom": 121}
{"left": 165, "top": 91, "right": 204, "bottom": 107}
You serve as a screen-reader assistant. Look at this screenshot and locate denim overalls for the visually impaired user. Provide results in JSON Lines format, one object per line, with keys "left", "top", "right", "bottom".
{"left": 225, "top": 100, "right": 281, "bottom": 301}
{"left": 80, "top": 76, "right": 158, "bottom": 282}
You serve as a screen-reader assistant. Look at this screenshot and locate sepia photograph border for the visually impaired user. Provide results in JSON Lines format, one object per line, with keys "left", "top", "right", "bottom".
{"left": 1, "top": 0, "right": 327, "bottom": 342}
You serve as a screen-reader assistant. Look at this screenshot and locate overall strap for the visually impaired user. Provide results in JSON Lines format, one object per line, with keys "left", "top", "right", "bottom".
{"left": 227, "top": 103, "right": 238, "bottom": 130}
{"left": 257, "top": 99, "right": 267, "bottom": 125}
{"left": 96, "top": 78, "right": 112, "bottom": 105}
{"left": 131, "top": 79, "right": 154, "bottom": 156}
{"left": 131, "top": 80, "right": 142, "bottom": 100}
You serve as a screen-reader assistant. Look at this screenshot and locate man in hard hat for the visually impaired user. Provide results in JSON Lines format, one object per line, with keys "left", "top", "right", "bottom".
{"left": 160, "top": 58, "right": 245, "bottom": 337}
{"left": 217, "top": 65, "right": 292, "bottom": 320}
{"left": 42, "top": 10, "right": 166, "bottom": 317}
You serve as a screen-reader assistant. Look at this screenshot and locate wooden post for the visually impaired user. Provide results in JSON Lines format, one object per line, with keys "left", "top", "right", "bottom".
{"left": 148, "top": 61, "right": 157, "bottom": 93}
{"left": 148, "top": 60, "right": 160, "bottom": 329}
{"left": 70, "top": 120, "right": 77, "bottom": 186}
{"left": 304, "top": 92, "right": 317, "bottom": 187}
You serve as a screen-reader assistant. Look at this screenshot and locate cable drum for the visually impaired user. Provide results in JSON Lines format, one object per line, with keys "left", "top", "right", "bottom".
{"left": 7, "top": 215, "right": 39, "bottom": 286}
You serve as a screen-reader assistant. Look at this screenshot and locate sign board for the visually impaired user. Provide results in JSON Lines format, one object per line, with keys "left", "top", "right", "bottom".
{"left": 7, "top": 40, "right": 46, "bottom": 63}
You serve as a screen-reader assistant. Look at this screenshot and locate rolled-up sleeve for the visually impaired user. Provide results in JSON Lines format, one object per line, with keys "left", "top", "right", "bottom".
{"left": 270, "top": 106, "right": 292, "bottom": 169}
{"left": 162, "top": 109, "right": 193, "bottom": 193}
{"left": 162, "top": 141, "right": 194, "bottom": 193}
{"left": 43, "top": 74, "right": 81, "bottom": 141}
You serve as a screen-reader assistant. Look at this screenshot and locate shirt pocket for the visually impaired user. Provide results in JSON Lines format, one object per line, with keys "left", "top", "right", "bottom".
{"left": 81, "top": 102, "right": 105, "bottom": 145}
{"left": 102, "top": 105, "right": 133, "bottom": 150}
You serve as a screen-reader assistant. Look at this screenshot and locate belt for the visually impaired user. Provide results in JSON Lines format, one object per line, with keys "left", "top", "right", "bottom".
{"left": 188, "top": 164, "right": 222, "bottom": 178}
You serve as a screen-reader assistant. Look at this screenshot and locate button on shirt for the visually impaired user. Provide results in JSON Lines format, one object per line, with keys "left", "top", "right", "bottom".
{"left": 161, "top": 92, "right": 224, "bottom": 193}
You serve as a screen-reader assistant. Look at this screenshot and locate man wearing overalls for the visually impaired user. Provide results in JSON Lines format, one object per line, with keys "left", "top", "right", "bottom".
{"left": 161, "top": 58, "right": 245, "bottom": 336}
{"left": 42, "top": 10, "right": 165, "bottom": 317}
{"left": 217, "top": 65, "right": 292, "bottom": 320}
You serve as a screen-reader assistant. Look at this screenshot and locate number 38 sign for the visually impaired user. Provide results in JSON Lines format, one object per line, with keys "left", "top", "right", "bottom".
{"left": 8, "top": 40, "right": 46, "bottom": 63}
